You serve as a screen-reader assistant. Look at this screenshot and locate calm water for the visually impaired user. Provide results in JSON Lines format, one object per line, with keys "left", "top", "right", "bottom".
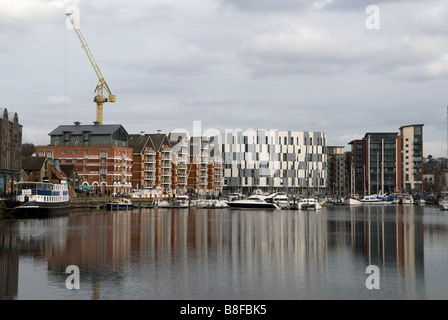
{"left": 1, "top": 204, "right": 448, "bottom": 300}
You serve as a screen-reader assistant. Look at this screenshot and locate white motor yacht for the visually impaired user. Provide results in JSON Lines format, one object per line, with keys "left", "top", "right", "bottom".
{"left": 401, "top": 194, "right": 414, "bottom": 205}
{"left": 173, "top": 195, "right": 190, "bottom": 208}
{"left": 361, "top": 195, "right": 385, "bottom": 205}
{"left": 440, "top": 199, "right": 448, "bottom": 210}
{"left": 297, "top": 198, "right": 322, "bottom": 210}
{"left": 226, "top": 194, "right": 278, "bottom": 210}
{"left": 272, "top": 193, "right": 290, "bottom": 209}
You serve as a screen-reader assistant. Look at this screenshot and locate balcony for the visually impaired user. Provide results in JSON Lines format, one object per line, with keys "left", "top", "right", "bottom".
{"left": 161, "top": 161, "right": 171, "bottom": 169}
{"left": 144, "top": 150, "right": 156, "bottom": 156}
{"left": 145, "top": 158, "right": 156, "bottom": 164}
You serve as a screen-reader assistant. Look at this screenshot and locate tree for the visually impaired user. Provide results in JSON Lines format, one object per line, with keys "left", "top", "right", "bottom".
{"left": 22, "top": 143, "right": 36, "bottom": 157}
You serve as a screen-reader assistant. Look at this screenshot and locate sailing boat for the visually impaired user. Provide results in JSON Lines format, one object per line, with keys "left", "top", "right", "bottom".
{"left": 343, "top": 162, "right": 361, "bottom": 205}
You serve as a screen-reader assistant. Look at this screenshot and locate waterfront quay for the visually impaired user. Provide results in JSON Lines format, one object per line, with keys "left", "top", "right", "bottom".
{"left": 66, "top": 196, "right": 157, "bottom": 209}
{"left": 0, "top": 196, "right": 156, "bottom": 216}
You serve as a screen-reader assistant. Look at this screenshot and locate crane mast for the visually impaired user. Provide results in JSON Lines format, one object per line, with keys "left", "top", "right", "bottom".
{"left": 65, "top": 12, "right": 115, "bottom": 125}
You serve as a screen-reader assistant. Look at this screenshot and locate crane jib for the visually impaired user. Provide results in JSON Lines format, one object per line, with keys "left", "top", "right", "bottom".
{"left": 65, "top": 12, "right": 116, "bottom": 124}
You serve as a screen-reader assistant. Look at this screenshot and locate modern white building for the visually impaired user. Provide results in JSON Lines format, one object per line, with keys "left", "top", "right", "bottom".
{"left": 210, "top": 129, "right": 327, "bottom": 195}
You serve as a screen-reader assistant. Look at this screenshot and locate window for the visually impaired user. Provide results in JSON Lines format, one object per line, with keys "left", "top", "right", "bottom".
{"left": 84, "top": 150, "right": 88, "bottom": 155}
{"left": 62, "top": 150, "right": 67, "bottom": 155}
{"left": 72, "top": 150, "right": 78, "bottom": 155}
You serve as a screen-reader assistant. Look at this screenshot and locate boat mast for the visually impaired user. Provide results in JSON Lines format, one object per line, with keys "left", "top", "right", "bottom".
{"left": 376, "top": 152, "right": 379, "bottom": 194}
{"left": 381, "top": 138, "right": 384, "bottom": 195}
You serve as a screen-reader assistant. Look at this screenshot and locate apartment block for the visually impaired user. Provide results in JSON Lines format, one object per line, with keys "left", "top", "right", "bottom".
{"left": 129, "top": 130, "right": 172, "bottom": 191}
{"left": 129, "top": 131, "right": 223, "bottom": 196}
{"left": 0, "top": 108, "right": 22, "bottom": 194}
{"left": 212, "top": 130, "right": 327, "bottom": 195}
{"left": 348, "top": 124, "right": 424, "bottom": 196}
{"left": 188, "top": 136, "right": 213, "bottom": 196}
{"left": 327, "top": 146, "right": 350, "bottom": 196}
{"left": 36, "top": 121, "right": 133, "bottom": 195}
{"left": 169, "top": 132, "right": 189, "bottom": 194}
{"left": 398, "top": 124, "right": 424, "bottom": 193}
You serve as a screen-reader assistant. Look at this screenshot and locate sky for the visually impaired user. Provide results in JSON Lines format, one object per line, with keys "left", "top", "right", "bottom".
{"left": 1, "top": 0, "right": 448, "bottom": 157}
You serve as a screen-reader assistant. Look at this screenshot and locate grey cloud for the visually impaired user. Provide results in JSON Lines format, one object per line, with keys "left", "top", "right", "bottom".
{"left": 218, "top": 0, "right": 420, "bottom": 13}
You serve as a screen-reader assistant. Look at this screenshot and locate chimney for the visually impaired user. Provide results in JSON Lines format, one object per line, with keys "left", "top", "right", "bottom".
{"left": 140, "top": 131, "right": 145, "bottom": 136}
{"left": 157, "top": 130, "right": 162, "bottom": 134}
{"left": 74, "top": 121, "right": 81, "bottom": 126}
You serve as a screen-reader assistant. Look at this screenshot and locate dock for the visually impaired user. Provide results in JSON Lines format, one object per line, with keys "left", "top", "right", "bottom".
{"left": 69, "top": 197, "right": 156, "bottom": 209}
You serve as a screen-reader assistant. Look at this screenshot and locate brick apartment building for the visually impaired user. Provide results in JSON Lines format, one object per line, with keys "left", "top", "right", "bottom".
{"left": 129, "top": 131, "right": 224, "bottom": 197}
{"left": 36, "top": 121, "right": 133, "bottom": 195}
{"left": 129, "top": 130, "right": 173, "bottom": 192}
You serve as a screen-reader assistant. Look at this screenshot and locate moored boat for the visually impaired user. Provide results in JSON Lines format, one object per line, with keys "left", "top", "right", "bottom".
{"left": 439, "top": 199, "right": 448, "bottom": 210}
{"left": 106, "top": 198, "right": 134, "bottom": 211}
{"left": 361, "top": 194, "right": 385, "bottom": 205}
{"left": 226, "top": 194, "right": 278, "bottom": 210}
{"left": 272, "top": 193, "right": 290, "bottom": 209}
{"left": 342, "top": 194, "right": 362, "bottom": 205}
{"left": 400, "top": 194, "right": 414, "bottom": 205}
{"left": 173, "top": 195, "right": 190, "bottom": 208}
{"left": 8, "top": 180, "right": 70, "bottom": 217}
{"left": 297, "top": 198, "right": 322, "bottom": 210}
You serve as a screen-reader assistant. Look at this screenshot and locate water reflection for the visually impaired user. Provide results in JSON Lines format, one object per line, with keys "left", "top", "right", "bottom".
{"left": 0, "top": 205, "right": 445, "bottom": 300}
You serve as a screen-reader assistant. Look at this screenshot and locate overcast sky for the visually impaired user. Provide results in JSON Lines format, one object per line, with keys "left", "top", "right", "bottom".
{"left": 1, "top": 0, "right": 448, "bottom": 157}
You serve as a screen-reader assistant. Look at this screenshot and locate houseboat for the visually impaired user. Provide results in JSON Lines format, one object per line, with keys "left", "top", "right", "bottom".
{"left": 8, "top": 180, "right": 70, "bottom": 217}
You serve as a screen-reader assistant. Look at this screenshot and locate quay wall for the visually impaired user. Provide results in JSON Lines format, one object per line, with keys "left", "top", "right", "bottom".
{"left": 0, "top": 197, "right": 157, "bottom": 216}
{"left": 69, "top": 197, "right": 156, "bottom": 209}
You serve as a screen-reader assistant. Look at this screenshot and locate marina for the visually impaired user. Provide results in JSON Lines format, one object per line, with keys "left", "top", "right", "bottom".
{"left": 1, "top": 203, "right": 448, "bottom": 300}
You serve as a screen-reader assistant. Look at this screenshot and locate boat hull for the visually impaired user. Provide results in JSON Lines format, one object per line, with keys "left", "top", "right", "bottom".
{"left": 226, "top": 202, "right": 278, "bottom": 210}
{"left": 343, "top": 198, "right": 362, "bottom": 205}
{"left": 106, "top": 203, "right": 134, "bottom": 211}
{"left": 6, "top": 201, "right": 71, "bottom": 218}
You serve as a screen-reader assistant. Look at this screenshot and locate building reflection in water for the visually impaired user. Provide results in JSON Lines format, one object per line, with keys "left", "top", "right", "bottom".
{"left": 0, "top": 220, "right": 18, "bottom": 300}
{"left": 0, "top": 205, "right": 428, "bottom": 299}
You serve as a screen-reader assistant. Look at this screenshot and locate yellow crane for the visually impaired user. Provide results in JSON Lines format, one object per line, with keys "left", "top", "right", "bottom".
{"left": 65, "top": 12, "right": 116, "bottom": 125}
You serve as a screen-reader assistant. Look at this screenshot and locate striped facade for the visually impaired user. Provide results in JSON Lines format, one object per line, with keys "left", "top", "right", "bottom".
{"left": 211, "top": 130, "right": 327, "bottom": 195}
